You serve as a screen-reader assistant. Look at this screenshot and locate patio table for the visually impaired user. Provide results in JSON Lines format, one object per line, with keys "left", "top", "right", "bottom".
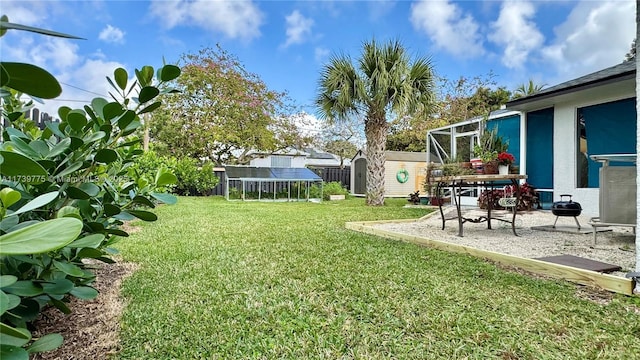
{"left": 432, "top": 174, "right": 528, "bottom": 237}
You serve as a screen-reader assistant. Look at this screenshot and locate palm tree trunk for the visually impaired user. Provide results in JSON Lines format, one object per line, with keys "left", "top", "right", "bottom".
{"left": 365, "top": 116, "right": 387, "bottom": 206}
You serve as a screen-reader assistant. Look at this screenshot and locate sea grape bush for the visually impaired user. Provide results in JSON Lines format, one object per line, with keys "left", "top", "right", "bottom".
{"left": 0, "top": 15, "right": 180, "bottom": 358}
{"left": 130, "top": 150, "right": 219, "bottom": 196}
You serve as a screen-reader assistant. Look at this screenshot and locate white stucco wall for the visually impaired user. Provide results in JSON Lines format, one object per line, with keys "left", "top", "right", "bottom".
{"left": 249, "top": 155, "right": 306, "bottom": 168}
{"left": 549, "top": 80, "right": 635, "bottom": 217}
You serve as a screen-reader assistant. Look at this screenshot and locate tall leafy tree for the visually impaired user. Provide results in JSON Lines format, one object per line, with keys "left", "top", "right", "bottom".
{"left": 151, "top": 46, "right": 310, "bottom": 164}
{"left": 316, "top": 39, "right": 436, "bottom": 205}
{"left": 386, "top": 76, "right": 510, "bottom": 152}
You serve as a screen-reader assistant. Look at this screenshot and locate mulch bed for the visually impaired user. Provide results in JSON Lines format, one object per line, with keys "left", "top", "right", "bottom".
{"left": 30, "top": 261, "right": 137, "bottom": 360}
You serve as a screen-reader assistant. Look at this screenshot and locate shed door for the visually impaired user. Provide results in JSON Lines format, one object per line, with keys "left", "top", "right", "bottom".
{"left": 354, "top": 158, "right": 367, "bottom": 194}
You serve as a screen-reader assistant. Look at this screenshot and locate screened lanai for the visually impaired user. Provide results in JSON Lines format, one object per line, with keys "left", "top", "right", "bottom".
{"left": 224, "top": 166, "right": 323, "bottom": 202}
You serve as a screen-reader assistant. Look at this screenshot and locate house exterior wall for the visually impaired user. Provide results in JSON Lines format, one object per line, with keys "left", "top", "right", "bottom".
{"left": 250, "top": 155, "right": 306, "bottom": 168}
{"left": 548, "top": 80, "right": 635, "bottom": 217}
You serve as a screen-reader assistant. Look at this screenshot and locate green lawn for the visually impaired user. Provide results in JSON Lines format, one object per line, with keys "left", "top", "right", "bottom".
{"left": 116, "top": 197, "right": 640, "bottom": 359}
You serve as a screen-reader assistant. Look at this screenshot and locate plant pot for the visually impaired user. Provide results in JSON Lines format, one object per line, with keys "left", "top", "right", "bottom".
{"left": 430, "top": 197, "right": 444, "bottom": 206}
{"left": 483, "top": 161, "right": 499, "bottom": 174}
{"left": 470, "top": 158, "right": 483, "bottom": 174}
{"left": 498, "top": 164, "right": 509, "bottom": 175}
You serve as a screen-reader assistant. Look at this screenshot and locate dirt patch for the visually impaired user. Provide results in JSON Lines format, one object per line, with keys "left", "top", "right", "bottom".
{"left": 31, "top": 261, "right": 137, "bottom": 360}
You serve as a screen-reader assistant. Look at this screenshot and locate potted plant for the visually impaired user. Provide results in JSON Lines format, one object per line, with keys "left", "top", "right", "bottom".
{"left": 473, "top": 126, "right": 508, "bottom": 174}
{"left": 497, "top": 151, "right": 515, "bottom": 175}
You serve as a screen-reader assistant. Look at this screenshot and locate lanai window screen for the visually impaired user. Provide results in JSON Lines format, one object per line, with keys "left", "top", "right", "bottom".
{"left": 224, "top": 166, "right": 323, "bottom": 201}
{"left": 426, "top": 118, "right": 482, "bottom": 164}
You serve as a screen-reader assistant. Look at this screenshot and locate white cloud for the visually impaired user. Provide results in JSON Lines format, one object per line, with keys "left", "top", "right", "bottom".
{"left": 488, "top": 1, "right": 544, "bottom": 69}
{"left": 0, "top": 0, "right": 49, "bottom": 25}
{"left": 410, "top": 0, "right": 484, "bottom": 58}
{"left": 540, "top": 0, "right": 635, "bottom": 80}
{"left": 25, "top": 37, "right": 81, "bottom": 71}
{"left": 99, "top": 24, "right": 125, "bottom": 44}
{"left": 27, "top": 57, "right": 127, "bottom": 118}
{"left": 283, "top": 10, "right": 314, "bottom": 48}
{"left": 315, "top": 47, "right": 330, "bottom": 63}
{"left": 149, "top": 0, "right": 264, "bottom": 41}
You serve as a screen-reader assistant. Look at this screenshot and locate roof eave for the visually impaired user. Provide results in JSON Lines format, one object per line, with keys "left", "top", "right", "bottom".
{"left": 506, "top": 71, "right": 635, "bottom": 110}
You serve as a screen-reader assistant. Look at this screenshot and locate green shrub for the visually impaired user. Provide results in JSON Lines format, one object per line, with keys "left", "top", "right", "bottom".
{"left": 310, "top": 181, "right": 349, "bottom": 200}
{"left": 130, "top": 152, "right": 219, "bottom": 196}
{"left": 173, "top": 157, "right": 219, "bottom": 196}
{"left": 0, "top": 16, "right": 180, "bottom": 357}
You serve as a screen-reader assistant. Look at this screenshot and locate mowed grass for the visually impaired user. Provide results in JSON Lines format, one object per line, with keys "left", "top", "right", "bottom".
{"left": 116, "top": 197, "right": 640, "bottom": 359}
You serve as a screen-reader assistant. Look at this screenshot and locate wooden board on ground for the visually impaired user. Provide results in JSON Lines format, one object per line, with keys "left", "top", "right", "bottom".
{"left": 531, "top": 225, "right": 611, "bottom": 235}
{"left": 534, "top": 254, "right": 621, "bottom": 273}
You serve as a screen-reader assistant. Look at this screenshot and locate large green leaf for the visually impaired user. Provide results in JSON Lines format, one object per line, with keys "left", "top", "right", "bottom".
{"left": 0, "top": 151, "right": 48, "bottom": 183}
{"left": 0, "top": 62, "right": 61, "bottom": 99}
{"left": 6, "top": 137, "right": 40, "bottom": 158}
{"left": 67, "top": 110, "right": 87, "bottom": 131}
{"left": 0, "top": 344, "right": 29, "bottom": 360}
{"left": 11, "top": 192, "right": 59, "bottom": 216}
{"left": 0, "top": 20, "right": 83, "bottom": 39}
{"left": 0, "top": 188, "right": 21, "bottom": 208}
{"left": 138, "top": 101, "right": 161, "bottom": 115}
{"left": 67, "top": 234, "right": 104, "bottom": 248}
{"left": 135, "top": 66, "right": 154, "bottom": 87}
{"left": 114, "top": 68, "right": 128, "bottom": 91}
{"left": 103, "top": 203, "right": 121, "bottom": 216}
{"left": 155, "top": 170, "right": 177, "bottom": 186}
{"left": 69, "top": 286, "right": 98, "bottom": 300}
{"left": 103, "top": 102, "right": 125, "bottom": 122}
{"left": 46, "top": 138, "right": 71, "bottom": 159}
{"left": 132, "top": 195, "right": 155, "bottom": 208}
{"left": 0, "top": 291, "right": 9, "bottom": 314}
{"left": 1, "top": 281, "right": 43, "bottom": 297}
{"left": 79, "top": 182, "right": 100, "bottom": 197}
{"left": 95, "top": 148, "right": 118, "bottom": 164}
{"left": 0, "top": 275, "right": 18, "bottom": 288}
{"left": 53, "top": 260, "right": 84, "bottom": 277}
{"left": 150, "top": 192, "right": 178, "bottom": 205}
{"left": 117, "top": 110, "right": 136, "bottom": 130}
{"left": 0, "top": 323, "right": 30, "bottom": 341}
{"left": 125, "top": 210, "right": 158, "bottom": 221}
{"left": 66, "top": 187, "right": 90, "bottom": 200}
{"left": 41, "top": 279, "right": 74, "bottom": 295}
{"left": 158, "top": 64, "right": 181, "bottom": 82}
{"left": 91, "top": 97, "right": 109, "bottom": 120}
{"left": 0, "top": 218, "right": 82, "bottom": 255}
{"left": 55, "top": 160, "right": 83, "bottom": 178}
{"left": 138, "top": 86, "right": 159, "bottom": 104}
{"left": 26, "top": 333, "right": 64, "bottom": 354}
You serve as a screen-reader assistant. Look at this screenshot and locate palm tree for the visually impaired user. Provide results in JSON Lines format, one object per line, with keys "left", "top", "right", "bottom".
{"left": 316, "top": 39, "right": 436, "bottom": 205}
{"left": 512, "top": 79, "right": 546, "bottom": 99}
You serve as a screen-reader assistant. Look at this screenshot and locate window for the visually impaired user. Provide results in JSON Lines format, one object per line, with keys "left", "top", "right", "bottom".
{"left": 271, "top": 156, "right": 292, "bottom": 168}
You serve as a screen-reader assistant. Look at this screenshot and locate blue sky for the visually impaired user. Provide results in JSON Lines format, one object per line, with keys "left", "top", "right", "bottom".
{"left": 2, "top": 0, "right": 636, "bottom": 128}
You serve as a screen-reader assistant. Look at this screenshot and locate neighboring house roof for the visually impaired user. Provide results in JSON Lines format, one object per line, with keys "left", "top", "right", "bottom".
{"left": 225, "top": 166, "right": 322, "bottom": 181}
{"left": 303, "top": 147, "right": 352, "bottom": 167}
{"left": 304, "top": 147, "right": 336, "bottom": 160}
{"left": 506, "top": 61, "right": 635, "bottom": 111}
{"left": 245, "top": 148, "right": 309, "bottom": 157}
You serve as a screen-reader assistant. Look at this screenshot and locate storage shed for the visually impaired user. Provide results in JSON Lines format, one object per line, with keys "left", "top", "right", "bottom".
{"left": 224, "top": 166, "right": 323, "bottom": 202}
{"left": 351, "top": 150, "right": 427, "bottom": 197}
